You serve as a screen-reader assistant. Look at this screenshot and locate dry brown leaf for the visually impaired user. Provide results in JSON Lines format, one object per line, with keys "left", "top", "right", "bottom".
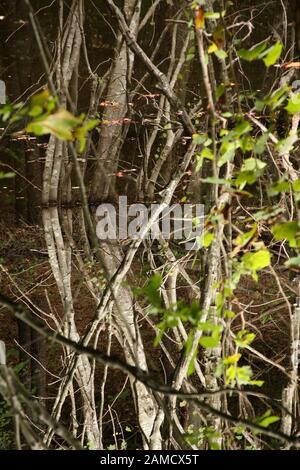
{"left": 195, "top": 7, "right": 205, "bottom": 29}
{"left": 281, "top": 62, "right": 300, "bottom": 69}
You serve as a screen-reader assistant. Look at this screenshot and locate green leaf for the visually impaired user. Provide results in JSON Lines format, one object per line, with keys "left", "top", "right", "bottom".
{"left": 28, "top": 105, "right": 43, "bottom": 117}
{"left": 201, "top": 147, "right": 214, "bottom": 160}
{"left": 221, "top": 111, "right": 232, "bottom": 118}
{"left": 13, "top": 361, "right": 27, "bottom": 374}
{"left": 28, "top": 89, "right": 57, "bottom": 116}
{"left": 225, "top": 364, "right": 263, "bottom": 387}
{"left": 186, "top": 53, "right": 195, "bottom": 61}
{"left": 254, "top": 133, "right": 269, "bottom": 155}
{"left": 272, "top": 221, "right": 300, "bottom": 247}
{"left": 259, "top": 415, "right": 280, "bottom": 427}
{"left": 193, "top": 133, "right": 207, "bottom": 145}
{"left": 238, "top": 41, "right": 282, "bottom": 66}
{"left": 238, "top": 42, "right": 268, "bottom": 61}
{"left": 144, "top": 274, "right": 162, "bottom": 308}
{"left": 268, "top": 86, "right": 289, "bottom": 110}
{"left": 236, "top": 158, "right": 266, "bottom": 188}
{"left": 235, "top": 171, "right": 256, "bottom": 187}
{"left": 185, "top": 330, "right": 195, "bottom": 356}
{"left": 257, "top": 410, "right": 280, "bottom": 428}
{"left": 232, "top": 119, "right": 253, "bottom": 137}
{"left": 235, "top": 329, "right": 256, "bottom": 348}
{"left": 187, "top": 348, "right": 198, "bottom": 376}
{"left": 224, "top": 309, "right": 235, "bottom": 319}
{"left": 253, "top": 206, "right": 284, "bottom": 222}
{"left": 285, "top": 94, "right": 300, "bottom": 114}
{"left": 203, "top": 232, "right": 214, "bottom": 248}
{"left": 216, "top": 292, "right": 224, "bottom": 312}
{"left": 0, "top": 171, "right": 15, "bottom": 180}
{"left": 0, "top": 103, "right": 14, "bottom": 121}
{"left": 234, "top": 224, "right": 257, "bottom": 248}
{"left": 214, "top": 49, "right": 227, "bottom": 60}
{"left": 218, "top": 141, "right": 237, "bottom": 167}
{"left": 242, "top": 158, "right": 266, "bottom": 172}
{"left": 30, "top": 89, "right": 50, "bottom": 107}
{"left": 83, "top": 118, "right": 99, "bottom": 131}
{"left": 268, "top": 180, "right": 290, "bottom": 196}
{"left": 195, "top": 154, "right": 204, "bottom": 172}
{"left": 242, "top": 250, "right": 271, "bottom": 271}
{"left": 216, "top": 84, "right": 226, "bottom": 100}
{"left": 203, "top": 177, "right": 231, "bottom": 185}
{"left": 223, "top": 353, "right": 241, "bottom": 365}
{"left": 261, "top": 41, "right": 282, "bottom": 67}
{"left": 293, "top": 179, "right": 300, "bottom": 191}
{"left": 74, "top": 118, "right": 99, "bottom": 152}
{"left": 205, "top": 11, "right": 225, "bottom": 19}
{"left": 225, "top": 364, "right": 237, "bottom": 385}
{"left": 199, "top": 321, "right": 223, "bottom": 334}
{"left": 199, "top": 336, "right": 220, "bottom": 349}
{"left": 256, "top": 86, "right": 289, "bottom": 112}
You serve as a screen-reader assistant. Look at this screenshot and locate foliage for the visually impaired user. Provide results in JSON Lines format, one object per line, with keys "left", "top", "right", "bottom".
{"left": 0, "top": 89, "right": 99, "bottom": 153}
{"left": 0, "top": 0, "right": 297, "bottom": 451}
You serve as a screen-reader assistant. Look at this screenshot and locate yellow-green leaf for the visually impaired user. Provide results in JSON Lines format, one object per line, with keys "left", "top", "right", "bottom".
{"left": 199, "top": 336, "right": 219, "bottom": 349}
{"left": 242, "top": 250, "right": 271, "bottom": 271}
{"left": 26, "top": 109, "right": 81, "bottom": 140}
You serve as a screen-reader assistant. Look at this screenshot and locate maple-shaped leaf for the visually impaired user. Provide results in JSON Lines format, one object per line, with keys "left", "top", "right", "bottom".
{"left": 26, "top": 109, "right": 81, "bottom": 140}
